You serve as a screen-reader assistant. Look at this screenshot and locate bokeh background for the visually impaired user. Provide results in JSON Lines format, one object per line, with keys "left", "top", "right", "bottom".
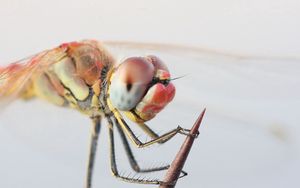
{"left": 0, "top": 0, "right": 299, "bottom": 188}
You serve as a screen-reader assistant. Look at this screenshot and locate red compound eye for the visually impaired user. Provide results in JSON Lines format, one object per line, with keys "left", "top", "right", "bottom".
{"left": 109, "top": 57, "right": 155, "bottom": 110}
{"left": 146, "top": 55, "right": 169, "bottom": 72}
{"left": 118, "top": 57, "right": 154, "bottom": 86}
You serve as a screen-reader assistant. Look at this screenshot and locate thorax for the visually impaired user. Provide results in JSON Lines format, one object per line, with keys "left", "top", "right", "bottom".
{"left": 31, "top": 40, "right": 115, "bottom": 116}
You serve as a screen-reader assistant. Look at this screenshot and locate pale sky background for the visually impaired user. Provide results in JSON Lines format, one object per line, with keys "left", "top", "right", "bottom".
{"left": 0, "top": 1, "right": 299, "bottom": 188}
{"left": 0, "top": 0, "right": 299, "bottom": 59}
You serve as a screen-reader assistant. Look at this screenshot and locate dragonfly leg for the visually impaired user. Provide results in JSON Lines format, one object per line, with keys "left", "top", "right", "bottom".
{"left": 112, "top": 113, "right": 198, "bottom": 148}
{"left": 124, "top": 111, "right": 173, "bottom": 144}
{"left": 122, "top": 112, "right": 198, "bottom": 144}
{"left": 115, "top": 119, "right": 170, "bottom": 173}
{"left": 137, "top": 122, "right": 181, "bottom": 144}
{"left": 107, "top": 117, "right": 162, "bottom": 185}
{"left": 85, "top": 117, "right": 102, "bottom": 188}
{"left": 136, "top": 122, "right": 160, "bottom": 140}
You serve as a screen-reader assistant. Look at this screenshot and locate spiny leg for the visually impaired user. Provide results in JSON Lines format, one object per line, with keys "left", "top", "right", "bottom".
{"left": 114, "top": 119, "right": 170, "bottom": 173}
{"left": 124, "top": 112, "right": 168, "bottom": 143}
{"left": 115, "top": 118, "right": 188, "bottom": 178}
{"left": 85, "top": 117, "right": 102, "bottom": 188}
{"left": 125, "top": 112, "right": 189, "bottom": 144}
{"left": 112, "top": 112, "right": 199, "bottom": 148}
{"left": 137, "top": 122, "right": 180, "bottom": 144}
{"left": 107, "top": 117, "right": 163, "bottom": 185}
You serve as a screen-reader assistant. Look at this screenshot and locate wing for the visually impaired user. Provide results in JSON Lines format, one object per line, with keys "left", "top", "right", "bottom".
{"left": 0, "top": 41, "right": 299, "bottom": 188}
{"left": 103, "top": 40, "right": 300, "bottom": 61}
{"left": 103, "top": 40, "right": 300, "bottom": 140}
{"left": 0, "top": 47, "right": 67, "bottom": 108}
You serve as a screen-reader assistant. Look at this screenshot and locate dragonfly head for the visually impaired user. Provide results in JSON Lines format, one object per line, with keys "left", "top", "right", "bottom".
{"left": 109, "top": 55, "right": 175, "bottom": 122}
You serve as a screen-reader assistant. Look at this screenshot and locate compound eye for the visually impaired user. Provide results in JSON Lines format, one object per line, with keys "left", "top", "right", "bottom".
{"left": 147, "top": 55, "right": 169, "bottom": 72}
{"left": 109, "top": 57, "right": 155, "bottom": 110}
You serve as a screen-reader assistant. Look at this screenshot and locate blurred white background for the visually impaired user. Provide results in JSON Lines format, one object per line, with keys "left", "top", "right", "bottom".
{"left": 0, "top": 0, "right": 299, "bottom": 188}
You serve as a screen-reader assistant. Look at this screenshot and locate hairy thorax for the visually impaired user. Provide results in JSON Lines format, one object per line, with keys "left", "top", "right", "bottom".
{"left": 25, "top": 40, "right": 115, "bottom": 116}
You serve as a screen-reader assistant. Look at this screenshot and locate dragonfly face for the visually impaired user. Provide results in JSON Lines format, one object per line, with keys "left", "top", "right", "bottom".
{"left": 109, "top": 55, "right": 176, "bottom": 122}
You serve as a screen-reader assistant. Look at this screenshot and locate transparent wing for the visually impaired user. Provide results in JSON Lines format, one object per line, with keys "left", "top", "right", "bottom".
{"left": 0, "top": 47, "right": 67, "bottom": 109}
{"left": 103, "top": 40, "right": 300, "bottom": 134}
{"left": 0, "top": 41, "right": 299, "bottom": 188}
{"left": 104, "top": 42, "right": 300, "bottom": 187}
{"left": 103, "top": 41, "right": 300, "bottom": 187}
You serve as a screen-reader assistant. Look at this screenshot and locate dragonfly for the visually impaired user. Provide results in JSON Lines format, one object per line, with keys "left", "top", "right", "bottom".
{"left": 0, "top": 40, "right": 198, "bottom": 187}
{"left": 1, "top": 40, "right": 299, "bottom": 188}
